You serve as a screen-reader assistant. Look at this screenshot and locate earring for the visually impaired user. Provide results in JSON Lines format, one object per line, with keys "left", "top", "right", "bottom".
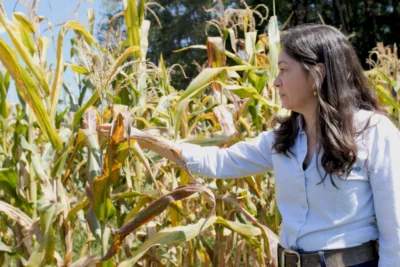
{"left": 313, "top": 90, "right": 317, "bottom": 96}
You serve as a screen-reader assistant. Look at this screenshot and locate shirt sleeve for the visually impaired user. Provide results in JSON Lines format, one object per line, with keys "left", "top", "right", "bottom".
{"left": 178, "top": 131, "right": 274, "bottom": 179}
{"left": 368, "top": 116, "right": 400, "bottom": 266}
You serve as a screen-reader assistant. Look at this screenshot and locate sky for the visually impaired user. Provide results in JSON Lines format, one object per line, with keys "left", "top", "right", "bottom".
{"left": 3, "top": 0, "right": 104, "bottom": 102}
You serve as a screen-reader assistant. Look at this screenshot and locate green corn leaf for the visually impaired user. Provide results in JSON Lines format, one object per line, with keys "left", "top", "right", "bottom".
{"left": 118, "top": 216, "right": 263, "bottom": 266}
{"left": 124, "top": 0, "right": 141, "bottom": 58}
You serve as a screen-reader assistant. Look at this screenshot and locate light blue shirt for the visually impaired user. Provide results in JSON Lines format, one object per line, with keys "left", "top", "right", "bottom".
{"left": 180, "top": 110, "right": 400, "bottom": 266}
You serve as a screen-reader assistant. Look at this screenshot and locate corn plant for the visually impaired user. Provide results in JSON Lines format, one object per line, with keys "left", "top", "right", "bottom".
{"left": 366, "top": 42, "right": 400, "bottom": 125}
{"left": 0, "top": 0, "right": 398, "bottom": 267}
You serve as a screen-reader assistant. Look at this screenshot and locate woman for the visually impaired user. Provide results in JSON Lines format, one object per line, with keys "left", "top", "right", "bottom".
{"left": 100, "top": 24, "right": 400, "bottom": 266}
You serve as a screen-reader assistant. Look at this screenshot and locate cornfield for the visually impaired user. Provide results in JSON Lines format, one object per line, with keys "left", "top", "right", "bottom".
{"left": 0, "top": 0, "right": 398, "bottom": 267}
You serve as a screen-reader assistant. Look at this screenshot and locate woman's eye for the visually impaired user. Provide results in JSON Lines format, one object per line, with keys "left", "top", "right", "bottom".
{"left": 279, "top": 69, "right": 285, "bottom": 73}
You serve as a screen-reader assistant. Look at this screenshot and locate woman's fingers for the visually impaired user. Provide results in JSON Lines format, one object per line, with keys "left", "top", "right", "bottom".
{"left": 97, "top": 123, "right": 112, "bottom": 130}
{"left": 96, "top": 123, "right": 144, "bottom": 138}
{"left": 97, "top": 123, "right": 112, "bottom": 136}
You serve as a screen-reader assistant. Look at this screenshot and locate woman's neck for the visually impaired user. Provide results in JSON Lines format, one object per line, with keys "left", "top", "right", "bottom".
{"left": 302, "top": 109, "right": 317, "bottom": 143}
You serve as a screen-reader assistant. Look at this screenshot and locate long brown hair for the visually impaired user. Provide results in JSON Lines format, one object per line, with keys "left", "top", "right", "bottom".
{"left": 272, "top": 24, "right": 384, "bottom": 184}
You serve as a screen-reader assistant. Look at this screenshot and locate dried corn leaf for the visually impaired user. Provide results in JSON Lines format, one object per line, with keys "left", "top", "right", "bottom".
{"left": 100, "top": 183, "right": 215, "bottom": 261}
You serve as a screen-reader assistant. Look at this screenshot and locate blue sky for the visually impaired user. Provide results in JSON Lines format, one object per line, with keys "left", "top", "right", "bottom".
{"left": 3, "top": 0, "right": 104, "bottom": 102}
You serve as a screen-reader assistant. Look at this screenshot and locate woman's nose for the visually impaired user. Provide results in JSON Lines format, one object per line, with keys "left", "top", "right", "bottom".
{"left": 273, "top": 77, "right": 281, "bottom": 88}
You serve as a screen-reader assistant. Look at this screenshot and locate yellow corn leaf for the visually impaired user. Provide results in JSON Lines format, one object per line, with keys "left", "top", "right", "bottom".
{"left": 0, "top": 4, "right": 50, "bottom": 94}
{"left": 13, "top": 12, "right": 35, "bottom": 33}
{"left": 50, "top": 26, "right": 66, "bottom": 120}
{"left": 375, "top": 84, "right": 400, "bottom": 111}
{"left": 18, "top": 23, "right": 36, "bottom": 55}
{"left": 66, "top": 63, "right": 89, "bottom": 75}
{"left": 0, "top": 39, "right": 62, "bottom": 149}
{"left": 169, "top": 200, "right": 183, "bottom": 227}
{"left": 123, "top": 196, "right": 154, "bottom": 224}
{"left": 64, "top": 21, "right": 98, "bottom": 47}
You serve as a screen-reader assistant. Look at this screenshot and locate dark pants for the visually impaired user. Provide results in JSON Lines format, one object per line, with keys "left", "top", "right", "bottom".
{"left": 349, "top": 259, "right": 378, "bottom": 267}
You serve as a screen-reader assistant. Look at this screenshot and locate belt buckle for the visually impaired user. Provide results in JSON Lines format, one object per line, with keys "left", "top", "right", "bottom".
{"left": 281, "top": 248, "right": 301, "bottom": 267}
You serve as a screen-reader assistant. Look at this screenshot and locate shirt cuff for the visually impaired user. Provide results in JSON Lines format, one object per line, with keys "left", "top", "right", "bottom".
{"left": 178, "top": 142, "right": 203, "bottom": 175}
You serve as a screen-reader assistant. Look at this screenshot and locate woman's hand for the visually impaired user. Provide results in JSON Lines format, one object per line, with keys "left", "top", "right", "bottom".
{"left": 97, "top": 123, "right": 185, "bottom": 170}
{"left": 97, "top": 123, "right": 143, "bottom": 138}
{"left": 96, "top": 123, "right": 112, "bottom": 136}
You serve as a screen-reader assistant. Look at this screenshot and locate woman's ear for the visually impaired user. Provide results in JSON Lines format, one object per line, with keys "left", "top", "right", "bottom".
{"left": 317, "top": 63, "right": 326, "bottom": 80}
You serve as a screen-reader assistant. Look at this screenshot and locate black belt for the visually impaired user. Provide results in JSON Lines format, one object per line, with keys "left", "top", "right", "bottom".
{"left": 278, "top": 240, "right": 378, "bottom": 267}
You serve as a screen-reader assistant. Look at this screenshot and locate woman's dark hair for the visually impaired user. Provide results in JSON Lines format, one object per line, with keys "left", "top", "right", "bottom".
{"left": 272, "top": 24, "right": 385, "bottom": 184}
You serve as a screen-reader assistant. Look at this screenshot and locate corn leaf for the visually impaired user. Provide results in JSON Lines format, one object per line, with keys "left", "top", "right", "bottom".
{"left": 0, "top": 200, "right": 34, "bottom": 238}
{"left": 118, "top": 215, "right": 262, "bottom": 266}
{"left": 267, "top": 15, "right": 280, "bottom": 104}
{"left": 225, "top": 84, "right": 278, "bottom": 108}
{"left": 174, "top": 66, "right": 270, "bottom": 138}
{"left": 207, "top": 37, "right": 227, "bottom": 92}
{"left": 174, "top": 44, "right": 250, "bottom": 66}
{"left": 220, "top": 195, "right": 279, "bottom": 264}
{"left": 87, "top": 8, "right": 95, "bottom": 34}
{"left": 100, "top": 183, "right": 215, "bottom": 261}
{"left": 93, "top": 114, "right": 125, "bottom": 221}
{"left": 64, "top": 21, "right": 98, "bottom": 47}
{"left": 0, "top": 4, "right": 50, "bottom": 94}
{"left": 66, "top": 63, "right": 89, "bottom": 75}
{"left": 51, "top": 21, "right": 101, "bottom": 120}
{"left": 13, "top": 12, "right": 35, "bottom": 33}
{"left": 0, "top": 168, "right": 20, "bottom": 204}
{"left": 0, "top": 39, "right": 62, "bottom": 149}
{"left": 375, "top": 84, "right": 400, "bottom": 110}
{"left": 124, "top": 0, "right": 141, "bottom": 58}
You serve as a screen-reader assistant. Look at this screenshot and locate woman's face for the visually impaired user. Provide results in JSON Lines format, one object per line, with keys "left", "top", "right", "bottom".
{"left": 273, "top": 48, "right": 317, "bottom": 114}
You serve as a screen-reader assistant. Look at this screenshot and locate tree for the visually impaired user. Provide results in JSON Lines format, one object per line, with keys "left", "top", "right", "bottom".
{"left": 98, "top": 0, "right": 400, "bottom": 87}
{"left": 248, "top": 0, "right": 400, "bottom": 68}
{"left": 98, "top": 0, "right": 244, "bottom": 90}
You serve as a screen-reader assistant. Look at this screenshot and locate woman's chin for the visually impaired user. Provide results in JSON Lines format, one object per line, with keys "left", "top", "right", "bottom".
{"left": 281, "top": 102, "right": 291, "bottom": 110}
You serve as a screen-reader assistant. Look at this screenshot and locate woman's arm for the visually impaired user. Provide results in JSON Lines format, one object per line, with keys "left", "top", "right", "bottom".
{"left": 368, "top": 116, "right": 400, "bottom": 266}
{"left": 177, "top": 131, "right": 274, "bottom": 179}
{"left": 98, "top": 124, "right": 274, "bottom": 179}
